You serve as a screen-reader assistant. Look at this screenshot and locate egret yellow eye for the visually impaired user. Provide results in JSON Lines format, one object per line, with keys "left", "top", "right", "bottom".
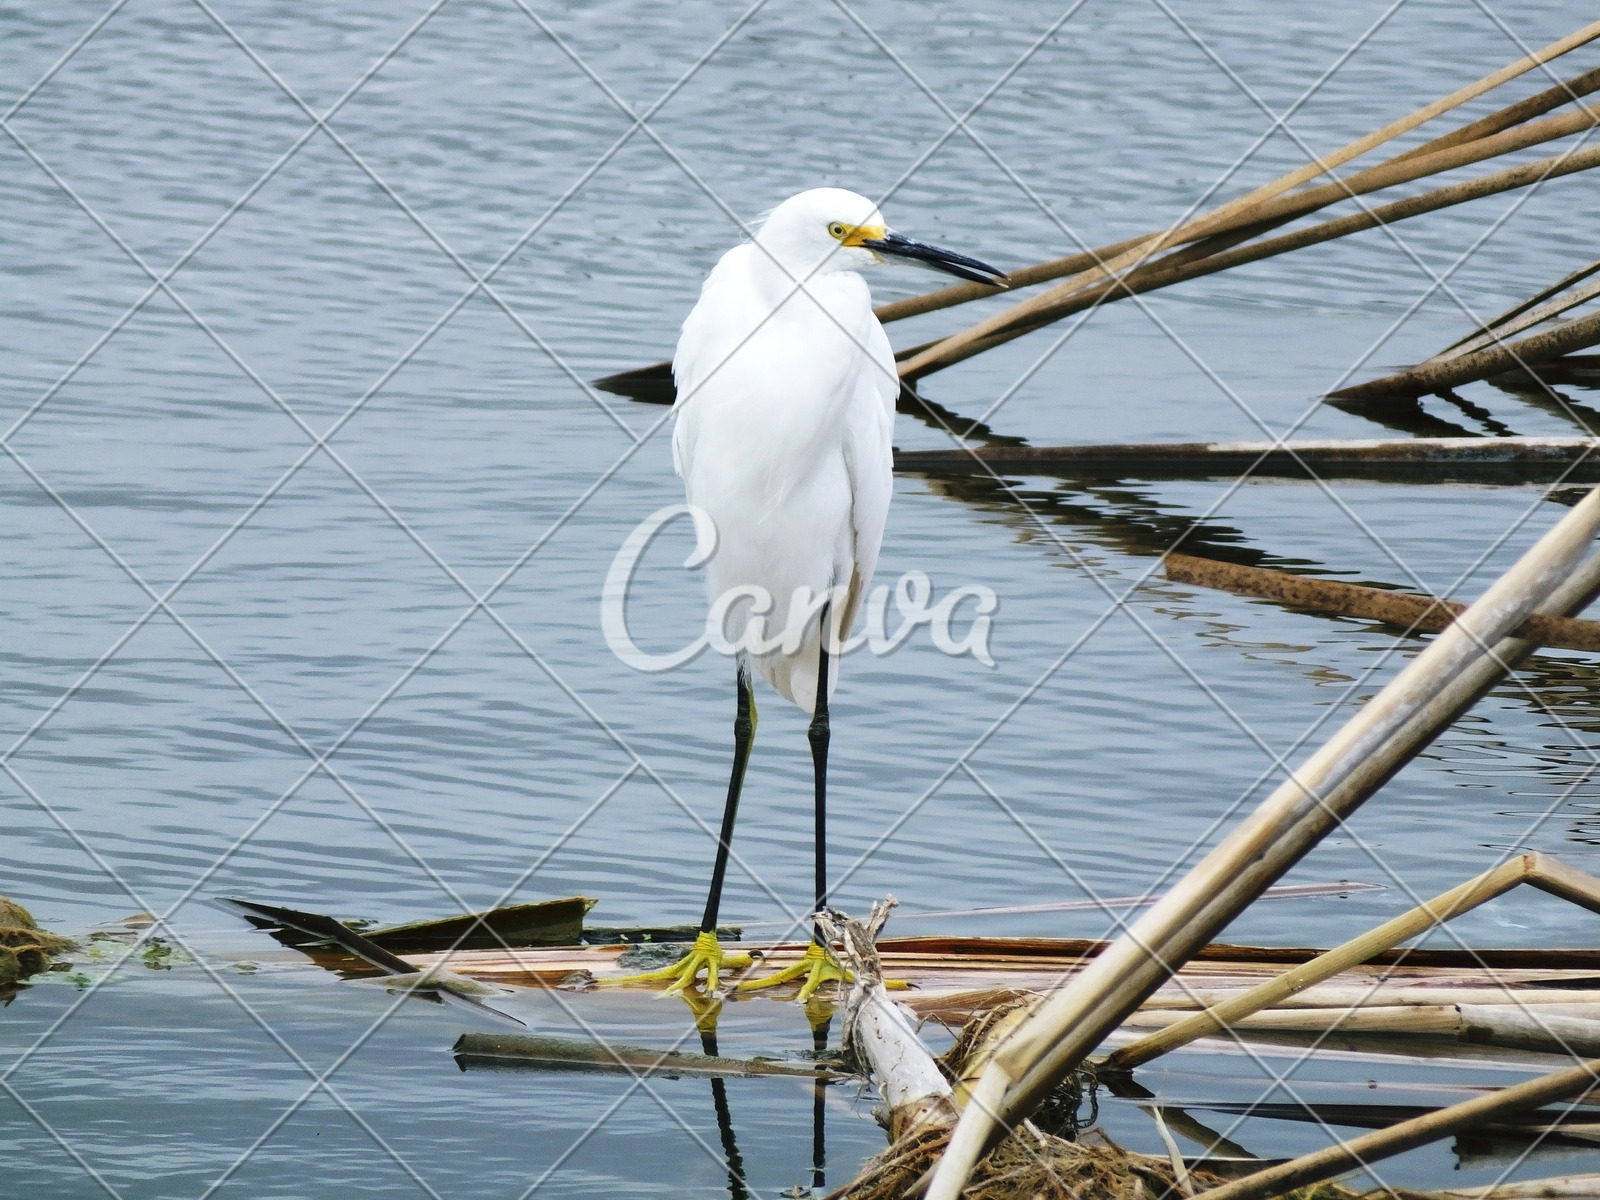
{"left": 828, "top": 222, "right": 847, "bottom": 239}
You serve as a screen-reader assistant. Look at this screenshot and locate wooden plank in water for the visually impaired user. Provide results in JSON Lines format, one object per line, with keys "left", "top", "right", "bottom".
{"left": 892, "top": 436, "right": 1600, "bottom": 483}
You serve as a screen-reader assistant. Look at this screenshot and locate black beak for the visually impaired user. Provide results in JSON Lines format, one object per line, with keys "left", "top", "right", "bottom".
{"left": 859, "top": 230, "right": 1008, "bottom": 287}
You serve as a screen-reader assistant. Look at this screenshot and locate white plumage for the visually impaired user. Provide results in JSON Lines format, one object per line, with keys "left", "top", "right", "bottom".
{"left": 613, "top": 188, "right": 1002, "bottom": 997}
{"left": 672, "top": 188, "right": 897, "bottom": 711}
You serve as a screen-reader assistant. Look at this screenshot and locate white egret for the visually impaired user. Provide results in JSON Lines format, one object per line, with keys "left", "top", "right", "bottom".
{"left": 621, "top": 187, "right": 1005, "bottom": 999}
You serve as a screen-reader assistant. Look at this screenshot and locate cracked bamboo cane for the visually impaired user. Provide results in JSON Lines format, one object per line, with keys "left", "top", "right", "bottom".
{"left": 923, "top": 487, "right": 1600, "bottom": 1200}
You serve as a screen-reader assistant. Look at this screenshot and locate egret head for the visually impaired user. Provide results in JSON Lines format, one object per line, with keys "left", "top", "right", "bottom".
{"left": 756, "top": 187, "right": 1007, "bottom": 287}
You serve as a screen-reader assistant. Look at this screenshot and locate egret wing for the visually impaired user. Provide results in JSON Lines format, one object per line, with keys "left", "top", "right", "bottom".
{"left": 838, "top": 312, "right": 896, "bottom": 640}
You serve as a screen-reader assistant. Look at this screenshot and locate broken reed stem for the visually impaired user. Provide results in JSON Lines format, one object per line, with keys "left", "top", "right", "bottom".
{"left": 899, "top": 21, "right": 1600, "bottom": 380}
{"left": 1431, "top": 273, "right": 1600, "bottom": 363}
{"left": 876, "top": 54, "right": 1600, "bottom": 334}
{"left": 1331, "top": 304, "right": 1600, "bottom": 403}
{"left": 922, "top": 499, "right": 1600, "bottom": 1200}
{"left": 1163, "top": 553, "right": 1600, "bottom": 651}
{"left": 907, "top": 140, "right": 1600, "bottom": 373}
{"left": 1435, "top": 253, "right": 1600, "bottom": 358}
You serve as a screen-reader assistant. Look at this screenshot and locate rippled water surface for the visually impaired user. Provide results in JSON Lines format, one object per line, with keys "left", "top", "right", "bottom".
{"left": 9, "top": 1, "right": 1600, "bottom": 1195}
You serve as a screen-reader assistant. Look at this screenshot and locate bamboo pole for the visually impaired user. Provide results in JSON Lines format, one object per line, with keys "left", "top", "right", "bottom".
{"left": 1417, "top": 1176, "right": 1600, "bottom": 1200}
{"left": 903, "top": 104, "right": 1600, "bottom": 380}
{"left": 599, "top": 55, "right": 1600, "bottom": 396}
{"left": 1332, "top": 306, "right": 1600, "bottom": 403}
{"left": 1164, "top": 555, "right": 1600, "bottom": 652}
{"left": 885, "top": 56, "right": 1600, "bottom": 329}
{"left": 922, "top": 494, "right": 1600, "bottom": 1200}
{"left": 1139, "top": 985, "right": 1600, "bottom": 1011}
{"left": 1391, "top": 63, "right": 1600, "bottom": 163}
{"left": 1436, "top": 254, "right": 1600, "bottom": 359}
{"left": 1122, "top": 1003, "right": 1470, "bottom": 1036}
{"left": 897, "top": 141, "right": 1600, "bottom": 377}
{"left": 895, "top": 436, "right": 1600, "bottom": 477}
{"left": 451, "top": 1032, "right": 842, "bottom": 1077}
{"left": 1458, "top": 1005, "right": 1600, "bottom": 1056}
{"left": 1193, "top": 1054, "right": 1600, "bottom": 1200}
{"left": 899, "top": 21, "right": 1600, "bottom": 380}
{"left": 600, "top": 60, "right": 1600, "bottom": 398}
{"left": 1432, "top": 271, "right": 1600, "bottom": 363}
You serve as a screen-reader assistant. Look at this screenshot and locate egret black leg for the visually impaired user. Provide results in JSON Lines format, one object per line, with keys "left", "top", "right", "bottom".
{"left": 702, "top": 662, "right": 756, "bottom": 933}
{"left": 733, "top": 612, "right": 848, "bottom": 1000}
{"left": 606, "top": 665, "right": 756, "bottom": 991}
{"left": 808, "top": 604, "right": 832, "bottom": 945}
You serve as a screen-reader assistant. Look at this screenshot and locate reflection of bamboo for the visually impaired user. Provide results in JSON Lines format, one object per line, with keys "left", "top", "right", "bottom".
{"left": 925, "top": 490, "right": 1600, "bottom": 1200}
{"left": 1165, "top": 553, "right": 1600, "bottom": 652}
{"left": 1198, "top": 1054, "right": 1600, "bottom": 1200}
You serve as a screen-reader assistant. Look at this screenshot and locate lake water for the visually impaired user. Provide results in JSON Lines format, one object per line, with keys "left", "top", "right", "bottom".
{"left": 7, "top": 1, "right": 1600, "bottom": 1196}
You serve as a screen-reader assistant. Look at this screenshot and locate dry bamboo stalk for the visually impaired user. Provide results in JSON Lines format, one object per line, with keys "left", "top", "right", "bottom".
{"left": 603, "top": 69, "right": 1600, "bottom": 396}
{"left": 1432, "top": 275, "right": 1600, "bottom": 362}
{"left": 1458, "top": 1005, "right": 1600, "bottom": 1056}
{"left": 451, "top": 1032, "right": 840, "bottom": 1077}
{"left": 883, "top": 57, "right": 1600, "bottom": 329}
{"left": 1164, "top": 554, "right": 1600, "bottom": 652}
{"left": 899, "top": 21, "right": 1600, "bottom": 380}
{"left": 1141, "top": 985, "right": 1600, "bottom": 1011}
{"left": 1123, "top": 1003, "right": 1470, "bottom": 1036}
{"left": 1437, "top": 254, "right": 1600, "bottom": 358}
{"left": 1392, "top": 63, "right": 1600, "bottom": 163}
{"left": 923, "top": 498, "right": 1600, "bottom": 1200}
{"left": 1333, "top": 305, "right": 1600, "bottom": 403}
{"left": 1104, "top": 853, "right": 1600, "bottom": 1071}
{"left": 1194, "top": 1054, "right": 1600, "bottom": 1200}
{"left": 899, "top": 140, "right": 1600, "bottom": 376}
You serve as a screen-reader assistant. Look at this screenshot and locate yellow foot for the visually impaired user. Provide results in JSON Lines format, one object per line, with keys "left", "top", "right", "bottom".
{"left": 604, "top": 931, "right": 753, "bottom": 997}
{"left": 735, "top": 941, "right": 850, "bottom": 1002}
